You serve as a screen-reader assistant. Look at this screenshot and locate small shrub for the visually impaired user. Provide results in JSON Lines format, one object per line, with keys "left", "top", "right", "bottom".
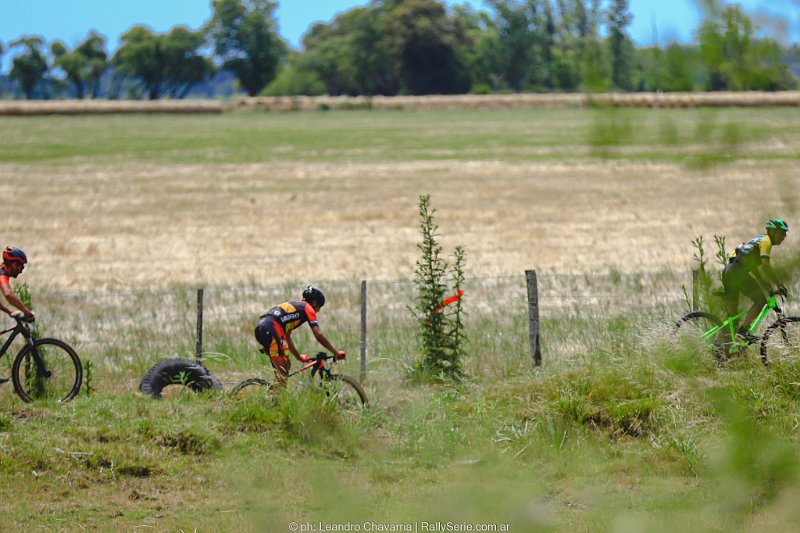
{"left": 411, "top": 195, "right": 467, "bottom": 382}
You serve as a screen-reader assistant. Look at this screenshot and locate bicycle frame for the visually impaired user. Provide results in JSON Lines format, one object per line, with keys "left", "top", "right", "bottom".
{"left": 0, "top": 319, "right": 35, "bottom": 362}
{"left": 700, "top": 295, "right": 784, "bottom": 348}
{"left": 284, "top": 352, "right": 338, "bottom": 380}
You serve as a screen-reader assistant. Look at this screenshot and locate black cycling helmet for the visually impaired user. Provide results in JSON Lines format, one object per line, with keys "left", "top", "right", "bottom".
{"left": 2, "top": 246, "right": 27, "bottom": 266}
{"left": 302, "top": 285, "right": 325, "bottom": 308}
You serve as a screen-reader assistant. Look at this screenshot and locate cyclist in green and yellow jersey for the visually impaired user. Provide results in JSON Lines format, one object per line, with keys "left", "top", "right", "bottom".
{"left": 722, "top": 218, "right": 789, "bottom": 342}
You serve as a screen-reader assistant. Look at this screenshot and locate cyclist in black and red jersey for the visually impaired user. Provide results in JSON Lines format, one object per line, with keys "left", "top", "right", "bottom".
{"left": 254, "top": 285, "right": 346, "bottom": 386}
{"left": 0, "top": 247, "right": 35, "bottom": 322}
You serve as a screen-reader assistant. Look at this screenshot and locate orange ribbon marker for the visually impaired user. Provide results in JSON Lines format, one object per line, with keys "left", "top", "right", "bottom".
{"left": 435, "top": 289, "right": 464, "bottom": 313}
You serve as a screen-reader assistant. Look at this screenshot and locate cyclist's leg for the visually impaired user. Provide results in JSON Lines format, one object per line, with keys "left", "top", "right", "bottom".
{"left": 721, "top": 262, "right": 742, "bottom": 335}
{"left": 741, "top": 278, "right": 767, "bottom": 331}
{"left": 256, "top": 319, "right": 290, "bottom": 387}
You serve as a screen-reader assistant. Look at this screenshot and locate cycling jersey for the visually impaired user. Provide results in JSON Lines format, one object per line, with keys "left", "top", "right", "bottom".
{"left": 261, "top": 301, "right": 318, "bottom": 332}
{"left": 0, "top": 266, "right": 10, "bottom": 286}
{"left": 256, "top": 301, "right": 319, "bottom": 361}
{"left": 731, "top": 234, "right": 772, "bottom": 270}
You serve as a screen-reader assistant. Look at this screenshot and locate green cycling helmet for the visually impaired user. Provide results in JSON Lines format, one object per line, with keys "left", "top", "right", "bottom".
{"left": 766, "top": 218, "right": 789, "bottom": 232}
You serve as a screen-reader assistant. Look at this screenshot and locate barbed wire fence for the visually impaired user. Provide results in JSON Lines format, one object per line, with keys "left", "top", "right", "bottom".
{"left": 2, "top": 268, "right": 706, "bottom": 396}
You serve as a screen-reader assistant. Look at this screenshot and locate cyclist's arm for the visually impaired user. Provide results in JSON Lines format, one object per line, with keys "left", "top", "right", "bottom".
{"left": 0, "top": 283, "right": 31, "bottom": 315}
{"left": 758, "top": 257, "right": 782, "bottom": 288}
{"left": 309, "top": 324, "right": 340, "bottom": 355}
{"left": 284, "top": 331, "right": 304, "bottom": 361}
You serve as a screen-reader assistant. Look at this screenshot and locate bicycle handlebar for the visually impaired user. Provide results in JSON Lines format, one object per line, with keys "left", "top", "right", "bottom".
{"left": 313, "top": 351, "right": 335, "bottom": 362}
{"left": 12, "top": 315, "right": 36, "bottom": 333}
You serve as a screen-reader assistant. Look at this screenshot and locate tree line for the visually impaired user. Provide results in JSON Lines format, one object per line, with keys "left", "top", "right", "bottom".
{"left": 0, "top": 0, "right": 797, "bottom": 100}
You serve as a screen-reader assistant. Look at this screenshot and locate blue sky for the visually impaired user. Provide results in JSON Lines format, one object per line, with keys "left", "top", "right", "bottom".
{"left": 0, "top": 0, "right": 797, "bottom": 66}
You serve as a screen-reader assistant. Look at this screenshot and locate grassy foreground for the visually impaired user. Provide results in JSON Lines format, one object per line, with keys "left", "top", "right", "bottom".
{"left": 2, "top": 273, "right": 800, "bottom": 531}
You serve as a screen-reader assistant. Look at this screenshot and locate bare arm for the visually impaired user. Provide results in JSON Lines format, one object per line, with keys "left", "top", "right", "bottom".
{"left": 309, "top": 324, "right": 340, "bottom": 355}
{"left": 759, "top": 257, "right": 782, "bottom": 288}
{"left": 0, "top": 284, "right": 31, "bottom": 315}
{"left": 285, "top": 332, "right": 304, "bottom": 361}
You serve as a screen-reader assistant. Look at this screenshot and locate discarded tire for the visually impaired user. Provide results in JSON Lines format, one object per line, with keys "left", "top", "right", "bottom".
{"left": 138, "top": 358, "right": 223, "bottom": 399}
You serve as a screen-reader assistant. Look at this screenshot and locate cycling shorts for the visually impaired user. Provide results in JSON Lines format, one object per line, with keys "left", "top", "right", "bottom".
{"left": 722, "top": 260, "right": 765, "bottom": 304}
{"left": 255, "top": 317, "right": 289, "bottom": 361}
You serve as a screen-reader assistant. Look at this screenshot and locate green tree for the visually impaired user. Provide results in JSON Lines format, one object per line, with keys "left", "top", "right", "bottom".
{"left": 663, "top": 43, "right": 695, "bottom": 91}
{"left": 262, "top": 52, "right": 326, "bottom": 96}
{"left": 383, "top": 0, "right": 470, "bottom": 94}
{"left": 697, "top": 4, "right": 793, "bottom": 91}
{"left": 300, "top": 6, "right": 398, "bottom": 96}
{"left": 484, "top": 0, "right": 539, "bottom": 92}
{"left": 549, "top": 0, "right": 594, "bottom": 91}
{"left": 451, "top": 5, "right": 496, "bottom": 92}
{"left": 579, "top": 0, "right": 608, "bottom": 91}
{"left": 208, "top": 0, "right": 287, "bottom": 96}
{"left": 113, "top": 25, "right": 212, "bottom": 100}
{"left": 606, "top": 0, "right": 633, "bottom": 90}
{"left": 161, "top": 27, "right": 215, "bottom": 98}
{"left": 9, "top": 36, "right": 50, "bottom": 99}
{"left": 51, "top": 31, "right": 108, "bottom": 99}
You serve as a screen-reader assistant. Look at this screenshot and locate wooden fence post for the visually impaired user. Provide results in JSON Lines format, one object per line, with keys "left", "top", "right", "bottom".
{"left": 692, "top": 269, "right": 699, "bottom": 311}
{"left": 196, "top": 288, "right": 204, "bottom": 364}
{"left": 360, "top": 280, "right": 367, "bottom": 383}
{"left": 525, "top": 270, "right": 542, "bottom": 367}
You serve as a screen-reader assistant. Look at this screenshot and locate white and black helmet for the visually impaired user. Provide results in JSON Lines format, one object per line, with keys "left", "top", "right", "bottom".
{"left": 302, "top": 285, "right": 326, "bottom": 308}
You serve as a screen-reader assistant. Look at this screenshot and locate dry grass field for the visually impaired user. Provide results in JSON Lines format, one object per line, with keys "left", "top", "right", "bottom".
{"left": 0, "top": 107, "right": 797, "bottom": 289}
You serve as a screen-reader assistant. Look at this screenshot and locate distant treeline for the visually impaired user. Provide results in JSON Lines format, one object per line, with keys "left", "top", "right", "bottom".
{"left": 1, "top": 0, "right": 797, "bottom": 101}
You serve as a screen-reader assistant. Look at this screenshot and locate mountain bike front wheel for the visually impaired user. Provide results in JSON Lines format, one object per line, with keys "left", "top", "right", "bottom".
{"left": 760, "top": 316, "right": 800, "bottom": 366}
{"left": 321, "top": 374, "right": 369, "bottom": 408}
{"left": 229, "top": 377, "right": 273, "bottom": 400}
{"left": 12, "top": 338, "right": 83, "bottom": 403}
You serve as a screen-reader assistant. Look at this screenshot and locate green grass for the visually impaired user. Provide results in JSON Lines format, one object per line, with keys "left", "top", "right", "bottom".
{"left": 1, "top": 108, "right": 799, "bottom": 165}
{"left": 1, "top": 271, "right": 800, "bottom": 530}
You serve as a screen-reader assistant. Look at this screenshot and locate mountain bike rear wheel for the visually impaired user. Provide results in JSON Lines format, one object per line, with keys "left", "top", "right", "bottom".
{"left": 760, "top": 316, "right": 800, "bottom": 366}
{"left": 671, "top": 311, "right": 725, "bottom": 358}
{"left": 12, "top": 338, "right": 82, "bottom": 403}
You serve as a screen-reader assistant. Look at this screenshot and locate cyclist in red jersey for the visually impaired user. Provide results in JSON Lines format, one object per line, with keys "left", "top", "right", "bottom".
{"left": 0, "top": 247, "right": 35, "bottom": 322}
{"left": 254, "top": 285, "right": 346, "bottom": 386}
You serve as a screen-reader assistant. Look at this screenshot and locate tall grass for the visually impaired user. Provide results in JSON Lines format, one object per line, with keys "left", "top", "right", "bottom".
{"left": 3, "top": 270, "right": 800, "bottom": 529}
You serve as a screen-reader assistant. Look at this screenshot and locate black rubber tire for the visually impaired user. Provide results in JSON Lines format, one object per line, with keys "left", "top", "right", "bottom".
{"left": 671, "top": 311, "right": 726, "bottom": 360}
{"left": 760, "top": 316, "right": 800, "bottom": 366}
{"left": 138, "top": 358, "right": 223, "bottom": 399}
{"left": 326, "top": 374, "right": 369, "bottom": 407}
{"left": 229, "top": 377, "right": 273, "bottom": 398}
{"left": 12, "top": 338, "right": 83, "bottom": 403}
{"left": 672, "top": 311, "right": 722, "bottom": 336}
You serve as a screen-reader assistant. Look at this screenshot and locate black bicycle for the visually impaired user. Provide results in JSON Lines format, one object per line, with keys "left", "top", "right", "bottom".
{"left": 0, "top": 316, "right": 82, "bottom": 403}
{"left": 230, "top": 351, "right": 368, "bottom": 408}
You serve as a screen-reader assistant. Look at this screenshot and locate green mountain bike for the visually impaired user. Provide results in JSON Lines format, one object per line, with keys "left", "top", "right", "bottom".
{"left": 672, "top": 290, "right": 800, "bottom": 365}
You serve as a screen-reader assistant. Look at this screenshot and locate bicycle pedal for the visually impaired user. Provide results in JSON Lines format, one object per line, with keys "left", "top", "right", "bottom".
{"left": 735, "top": 332, "right": 760, "bottom": 344}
